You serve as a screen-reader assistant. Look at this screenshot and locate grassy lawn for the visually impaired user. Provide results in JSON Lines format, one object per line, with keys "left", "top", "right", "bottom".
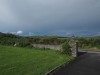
{"left": 0, "top": 45, "right": 73, "bottom": 75}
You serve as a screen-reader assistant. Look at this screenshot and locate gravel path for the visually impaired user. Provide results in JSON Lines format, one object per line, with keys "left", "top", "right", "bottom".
{"left": 51, "top": 52, "right": 100, "bottom": 75}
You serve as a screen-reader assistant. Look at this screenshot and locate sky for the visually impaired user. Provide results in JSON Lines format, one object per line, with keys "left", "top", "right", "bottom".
{"left": 0, "top": 0, "right": 100, "bottom": 36}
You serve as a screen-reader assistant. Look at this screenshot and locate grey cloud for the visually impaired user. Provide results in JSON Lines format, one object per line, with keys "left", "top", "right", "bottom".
{"left": 0, "top": 0, "right": 100, "bottom": 35}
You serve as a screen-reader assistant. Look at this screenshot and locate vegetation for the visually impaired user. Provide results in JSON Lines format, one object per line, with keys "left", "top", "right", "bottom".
{"left": 0, "top": 32, "right": 70, "bottom": 46}
{"left": 74, "top": 37, "right": 100, "bottom": 50}
{"left": 0, "top": 45, "right": 73, "bottom": 75}
{"left": 0, "top": 32, "right": 100, "bottom": 50}
{"left": 0, "top": 32, "right": 100, "bottom": 75}
{"left": 62, "top": 42, "right": 71, "bottom": 55}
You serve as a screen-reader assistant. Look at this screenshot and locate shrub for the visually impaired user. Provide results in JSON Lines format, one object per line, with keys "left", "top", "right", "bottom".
{"left": 18, "top": 42, "right": 32, "bottom": 48}
{"left": 62, "top": 42, "right": 71, "bottom": 55}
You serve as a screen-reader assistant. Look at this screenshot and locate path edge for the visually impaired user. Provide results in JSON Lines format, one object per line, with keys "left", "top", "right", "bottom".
{"left": 44, "top": 58, "right": 75, "bottom": 75}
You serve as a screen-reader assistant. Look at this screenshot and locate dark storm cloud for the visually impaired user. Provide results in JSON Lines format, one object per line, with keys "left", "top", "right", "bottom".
{"left": 0, "top": 0, "right": 100, "bottom": 35}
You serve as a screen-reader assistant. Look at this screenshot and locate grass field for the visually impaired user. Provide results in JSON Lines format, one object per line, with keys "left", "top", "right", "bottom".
{"left": 0, "top": 45, "right": 73, "bottom": 75}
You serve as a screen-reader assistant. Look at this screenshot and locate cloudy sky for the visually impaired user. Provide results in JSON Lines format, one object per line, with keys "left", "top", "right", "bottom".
{"left": 0, "top": 0, "right": 100, "bottom": 36}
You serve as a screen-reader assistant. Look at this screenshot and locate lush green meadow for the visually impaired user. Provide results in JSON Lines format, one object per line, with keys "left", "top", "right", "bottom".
{"left": 0, "top": 45, "right": 73, "bottom": 75}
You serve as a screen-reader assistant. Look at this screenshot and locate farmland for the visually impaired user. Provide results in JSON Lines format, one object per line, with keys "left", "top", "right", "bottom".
{"left": 0, "top": 32, "right": 100, "bottom": 75}
{"left": 0, "top": 45, "right": 73, "bottom": 75}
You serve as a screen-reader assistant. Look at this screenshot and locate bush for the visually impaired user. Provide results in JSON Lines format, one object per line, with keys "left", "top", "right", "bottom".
{"left": 62, "top": 42, "right": 71, "bottom": 55}
{"left": 18, "top": 42, "right": 32, "bottom": 48}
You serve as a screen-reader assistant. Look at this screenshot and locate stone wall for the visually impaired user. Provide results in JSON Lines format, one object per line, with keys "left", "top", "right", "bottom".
{"left": 69, "top": 40, "right": 78, "bottom": 57}
{"left": 32, "top": 44, "right": 62, "bottom": 50}
{"left": 32, "top": 41, "right": 78, "bottom": 57}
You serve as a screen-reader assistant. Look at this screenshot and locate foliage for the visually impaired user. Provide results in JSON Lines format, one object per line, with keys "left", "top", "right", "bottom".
{"left": 62, "top": 42, "right": 71, "bottom": 55}
{"left": 28, "top": 37, "right": 61, "bottom": 45}
{"left": 0, "top": 32, "right": 100, "bottom": 49}
{"left": 0, "top": 32, "right": 71, "bottom": 46}
{"left": 75, "top": 37, "right": 100, "bottom": 49}
{"left": 18, "top": 42, "right": 32, "bottom": 48}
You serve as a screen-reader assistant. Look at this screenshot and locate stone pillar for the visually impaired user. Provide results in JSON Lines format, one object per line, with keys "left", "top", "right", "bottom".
{"left": 69, "top": 40, "right": 78, "bottom": 57}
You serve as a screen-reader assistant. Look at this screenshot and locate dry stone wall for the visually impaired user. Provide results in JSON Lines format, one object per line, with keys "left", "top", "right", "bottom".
{"left": 32, "top": 40, "right": 78, "bottom": 57}
{"left": 32, "top": 44, "right": 62, "bottom": 50}
{"left": 69, "top": 40, "right": 78, "bottom": 57}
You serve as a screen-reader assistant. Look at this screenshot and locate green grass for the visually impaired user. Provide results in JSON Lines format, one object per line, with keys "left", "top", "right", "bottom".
{"left": 79, "top": 45, "right": 100, "bottom": 51}
{"left": 0, "top": 45, "right": 73, "bottom": 75}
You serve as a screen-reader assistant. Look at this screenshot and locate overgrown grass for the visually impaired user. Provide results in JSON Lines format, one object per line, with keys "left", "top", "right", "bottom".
{"left": 79, "top": 45, "right": 100, "bottom": 51}
{"left": 0, "top": 45, "right": 73, "bottom": 75}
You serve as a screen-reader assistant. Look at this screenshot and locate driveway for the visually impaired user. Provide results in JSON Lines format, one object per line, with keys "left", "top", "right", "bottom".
{"left": 51, "top": 51, "right": 100, "bottom": 75}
